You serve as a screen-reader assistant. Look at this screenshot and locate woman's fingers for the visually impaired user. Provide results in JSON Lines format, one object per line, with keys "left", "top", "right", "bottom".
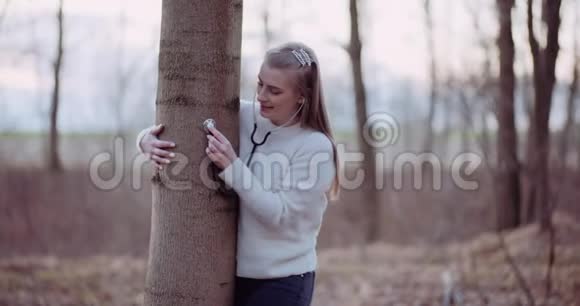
{"left": 208, "top": 138, "right": 219, "bottom": 151}
{"left": 208, "top": 143, "right": 217, "bottom": 154}
{"left": 209, "top": 127, "right": 229, "bottom": 144}
{"left": 150, "top": 124, "right": 164, "bottom": 136}
{"left": 153, "top": 139, "right": 176, "bottom": 148}
{"left": 206, "top": 148, "right": 217, "bottom": 162}
{"left": 208, "top": 135, "right": 227, "bottom": 152}
{"left": 208, "top": 140, "right": 224, "bottom": 154}
{"left": 150, "top": 154, "right": 171, "bottom": 165}
{"left": 206, "top": 147, "right": 224, "bottom": 166}
{"left": 208, "top": 134, "right": 236, "bottom": 164}
{"left": 152, "top": 148, "right": 175, "bottom": 158}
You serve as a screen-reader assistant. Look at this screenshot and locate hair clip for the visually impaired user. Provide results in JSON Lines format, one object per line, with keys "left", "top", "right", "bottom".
{"left": 298, "top": 49, "right": 312, "bottom": 66}
{"left": 291, "top": 50, "right": 306, "bottom": 66}
{"left": 291, "top": 49, "right": 312, "bottom": 67}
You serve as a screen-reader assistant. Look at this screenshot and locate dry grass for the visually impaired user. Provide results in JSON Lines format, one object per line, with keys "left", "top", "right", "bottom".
{"left": 0, "top": 214, "right": 578, "bottom": 306}
{"left": 314, "top": 212, "right": 580, "bottom": 306}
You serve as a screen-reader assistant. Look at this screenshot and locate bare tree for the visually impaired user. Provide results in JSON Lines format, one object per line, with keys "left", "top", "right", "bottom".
{"left": 345, "top": 0, "right": 381, "bottom": 243}
{"left": 495, "top": 0, "right": 520, "bottom": 230}
{"left": 466, "top": 1, "right": 495, "bottom": 162}
{"left": 48, "top": 0, "right": 64, "bottom": 171}
{"left": 112, "top": 5, "right": 128, "bottom": 137}
{"left": 422, "top": 0, "right": 438, "bottom": 153}
{"left": 143, "top": 0, "right": 242, "bottom": 305}
{"left": 558, "top": 5, "right": 578, "bottom": 166}
{"left": 261, "top": 0, "right": 272, "bottom": 50}
{"left": 457, "top": 88, "right": 471, "bottom": 153}
{"left": 522, "top": 0, "right": 562, "bottom": 228}
{"left": 111, "top": 3, "right": 150, "bottom": 137}
{"left": 0, "top": 0, "right": 10, "bottom": 31}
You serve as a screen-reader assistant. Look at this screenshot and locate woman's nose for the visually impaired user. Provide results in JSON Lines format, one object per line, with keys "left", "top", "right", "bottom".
{"left": 256, "top": 88, "right": 267, "bottom": 102}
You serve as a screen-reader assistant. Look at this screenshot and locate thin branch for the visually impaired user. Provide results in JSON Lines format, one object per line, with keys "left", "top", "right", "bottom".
{"left": 422, "top": 0, "right": 438, "bottom": 152}
{"left": 557, "top": 1, "right": 578, "bottom": 163}
{"left": 498, "top": 233, "right": 536, "bottom": 306}
{"left": 544, "top": 219, "right": 555, "bottom": 302}
{"left": 544, "top": 136, "right": 568, "bottom": 301}
{"left": 543, "top": 0, "right": 562, "bottom": 83}
{"left": 456, "top": 83, "right": 492, "bottom": 166}
{"left": 0, "top": 0, "right": 10, "bottom": 31}
{"left": 48, "top": 0, "right": 64, "bottom": 171}
{"left": 527, "top": 0, "right": 541, "bottom": 68}
{"left": 469, "top": 253, "right": 489, "bottom": 305}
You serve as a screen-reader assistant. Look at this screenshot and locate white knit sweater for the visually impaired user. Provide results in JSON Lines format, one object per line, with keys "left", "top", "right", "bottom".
{"left": 137, "top": 99, "right": 335, "bottom": 279}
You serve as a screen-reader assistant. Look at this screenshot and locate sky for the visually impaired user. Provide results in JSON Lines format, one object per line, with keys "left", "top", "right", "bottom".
{"left": 0, "top": 0, "right": 579, "bottom": 133}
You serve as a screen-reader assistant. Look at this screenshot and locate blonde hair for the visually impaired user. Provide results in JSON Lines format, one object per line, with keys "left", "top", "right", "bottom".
{"left": 263, "top": 42, "right": 341, "bottom": 201}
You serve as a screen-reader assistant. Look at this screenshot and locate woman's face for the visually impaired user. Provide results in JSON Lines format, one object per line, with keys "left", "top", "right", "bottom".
{"left": 256, "top": 63, "right": 302, "bottom": 126}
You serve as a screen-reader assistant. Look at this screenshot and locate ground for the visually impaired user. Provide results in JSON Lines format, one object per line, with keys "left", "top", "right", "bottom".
{"left": 1, "top": 214, "right": 579, "bottom": 306}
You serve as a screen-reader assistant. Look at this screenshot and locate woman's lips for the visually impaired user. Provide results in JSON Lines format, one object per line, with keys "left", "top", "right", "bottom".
{"left": 260, "top": 105, "right": 274, "bottom": 111}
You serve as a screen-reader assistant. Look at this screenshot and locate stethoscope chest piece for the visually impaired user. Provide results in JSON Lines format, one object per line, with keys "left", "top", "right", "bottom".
{"left": 203, "top": 118, "right": 216, "bottom": 133}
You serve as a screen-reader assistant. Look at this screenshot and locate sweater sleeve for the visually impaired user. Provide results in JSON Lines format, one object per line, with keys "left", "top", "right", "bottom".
{"left": 135, "top": 125, "right": 154, "bottom": 154}
{"left": 217, "top": 133, "right": 335, "bottom": 228}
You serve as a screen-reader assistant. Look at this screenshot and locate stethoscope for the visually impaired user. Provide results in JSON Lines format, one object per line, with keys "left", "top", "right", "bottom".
{"left": 247, "top": 123, "right": 271, "bottom": 166}
{"left": 203, "top": 97, "right": 304, "bottom": 167}
{"left": 246, "top": 96, "right": 304, "bottom": 167}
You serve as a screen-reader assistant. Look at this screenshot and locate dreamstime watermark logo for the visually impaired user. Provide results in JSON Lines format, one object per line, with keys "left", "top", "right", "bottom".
{"left": 363, "top": 112, "right": 400, "bottom": 148}
{"left": 88, "top": 137, "right": 149, "bottom": 191}
{"left": 88, "top": 112, "right": 483, "bottom": 192}
{"left": 334, "top": 145, "right": 481, "bottom": 191}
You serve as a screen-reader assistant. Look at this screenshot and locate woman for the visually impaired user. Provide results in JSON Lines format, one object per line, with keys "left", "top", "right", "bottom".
{"left": 136, "top": 42, "right": 340, "bottom": 306}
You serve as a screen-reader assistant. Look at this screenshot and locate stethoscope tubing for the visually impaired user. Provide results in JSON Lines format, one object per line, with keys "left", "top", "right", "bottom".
{"left": 247, "top": 123, "right": 271, "bottom": 166}
{"left": 246, "top": 97, "right": 304, "bottom": 167}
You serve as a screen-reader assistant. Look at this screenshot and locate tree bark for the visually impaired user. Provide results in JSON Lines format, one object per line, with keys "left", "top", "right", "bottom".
{"left": 495, "top": 0, "right": 520, "bottom": 230}
{"left": 48, "top": 0, "right": 64, "bottom": 172}
{"left": 423, "top": 0, "right": 437, "bottom": 153}
{"left": 559, "top": 56, "right": 578, "bottom": 165}
{"left": 558, "top": 8, "right": 578, "bottom": 166}
{"left": 0, "top": 0, "right": 10, "bottom": 31}
{"left": 143, "top": 1, "right": 242, "bottom": 305}
{"left": 347, "top": 0, "right": 381, "bottom": 243}
{"left": 114, "top": 7, "right": 128, "bottom": 137}
{"left": 261, "top": 1, "right": 272, "bottom": 50}
{"left": 522, "top": 0, "right": 562, "bottom": 228}
{"left": 468, "top": 4, "right": 494, "bottom": 163}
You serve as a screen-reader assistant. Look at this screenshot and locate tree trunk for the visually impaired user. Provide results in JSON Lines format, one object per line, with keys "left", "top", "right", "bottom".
{"left": 559, "top": 56, "right": 578, "bottom": 165}
{"left": 114, "top": 6, "right": 128, "bottom": 137}
{"left": 558, "top": 8, "right": 578, "bottom": 166}
{"left": 423, "top": 0, "right": 437, "bottom": 153}
{"left": 467, "top": 0, "right": 494, "bottom": 163}
{"left": 0, "top": 0, "right": 10, "bottom": 31}
{"left": 457, "top": 90, "right": 471, "bottom": 153}
{"left": 261, "top": 1, "right": 272, "bottom": 50}
{"left": 440, "top": 91, "right": 450, "bottom": 161}
{"left": 479, "top": 109, "right": 491, "bottom": 157}
{"left": 347, "top": 0, "right": 381, "bottom": 243}
{"left": 48, "top": 0, "right": 63, "bottom": 172}
{"left": 143, "top": 1, "right": 242, "bottom": 305}
{"left": 495, "top": 0, "right": 520, "bottom": 230}
{"left": 522, "top": 0, "right": 562, "bottom": 228}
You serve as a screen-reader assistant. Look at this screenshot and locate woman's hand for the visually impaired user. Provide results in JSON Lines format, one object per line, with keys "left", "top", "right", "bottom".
{"left": 140, "top": 124, "right": 176, "bottom": 170}
{"left": 206, "top": 127, "right": 237, "bottom": 170}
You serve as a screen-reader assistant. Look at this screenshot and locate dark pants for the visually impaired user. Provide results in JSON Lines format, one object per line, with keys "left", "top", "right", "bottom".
{"left": 234, "top": 271, "right": 315, "bottom": 306}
